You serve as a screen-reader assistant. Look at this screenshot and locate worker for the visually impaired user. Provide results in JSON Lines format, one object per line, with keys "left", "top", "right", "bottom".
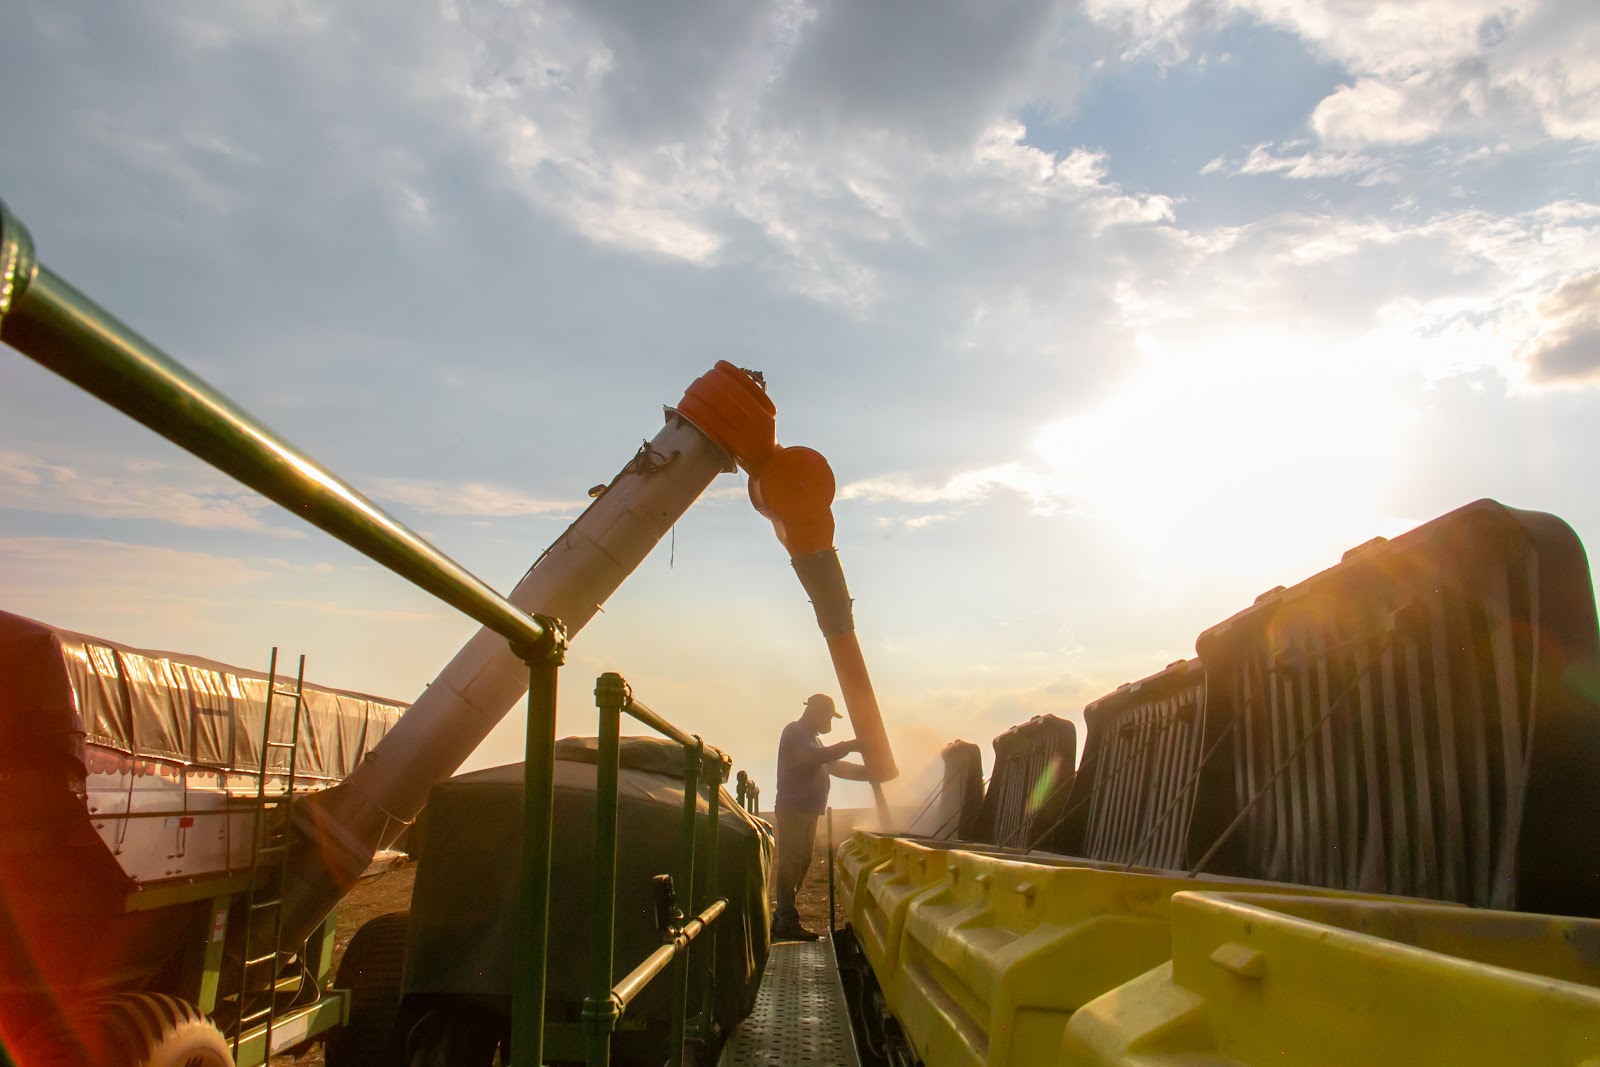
{"left": 772, "top": 692, "right": 870, "bottom": 941}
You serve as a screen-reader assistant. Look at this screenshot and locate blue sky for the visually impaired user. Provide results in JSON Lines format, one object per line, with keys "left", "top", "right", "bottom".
{"left": 2, "top": 0, "right": 1598, "bottom": 809}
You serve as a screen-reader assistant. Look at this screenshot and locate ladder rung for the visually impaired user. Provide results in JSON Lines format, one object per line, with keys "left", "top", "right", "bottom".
{"left": 239, "top": 1006, "right": 273, "bottom": 1026}
{"left": 249, "top": 899, "right": 282, "bottom": 911}
{"left": 264, "top": 741, "right": 298, "bottom": 749}
{"left": 245, "top": 953, "right": 281, "bottom": 967}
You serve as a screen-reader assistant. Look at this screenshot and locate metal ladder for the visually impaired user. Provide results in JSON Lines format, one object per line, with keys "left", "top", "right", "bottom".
{"left": 233, "top": 648, "right": 307, "bottom": 1060}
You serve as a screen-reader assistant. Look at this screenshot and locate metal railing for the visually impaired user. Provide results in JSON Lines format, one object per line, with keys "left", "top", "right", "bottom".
{"left": 0, "top": 198, "right": 737, "bottom": 1066}
{"left": 735, "top": 770, "right": 762, "bottom": 813}
{"left": 583, "top": 673, "right": 730, "bottom": 1067}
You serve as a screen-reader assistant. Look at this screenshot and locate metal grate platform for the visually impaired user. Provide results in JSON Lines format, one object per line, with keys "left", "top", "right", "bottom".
{"left": 718, "top": 937, "right": 862, "bottom": 1066}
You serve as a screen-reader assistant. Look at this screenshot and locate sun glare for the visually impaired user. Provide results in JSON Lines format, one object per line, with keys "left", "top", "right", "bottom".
{"left": 1035, "top": 335, "right": 1412, "bottom": 579}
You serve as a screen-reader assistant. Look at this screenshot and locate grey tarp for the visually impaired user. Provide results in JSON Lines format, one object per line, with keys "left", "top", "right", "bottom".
{"left": 0, "top": 609, "right": 407, "bottom": 781}
{"left": 405, "top": 737, "right": 773, "bottom": 1064}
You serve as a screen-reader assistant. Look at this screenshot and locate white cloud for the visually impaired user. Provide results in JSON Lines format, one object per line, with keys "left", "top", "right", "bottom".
{"left": 373, "top": 478, "right": 586, "bottom": 518}
{"left": 1089, "top": 0, "right": 1600, "bottom": 145}
{"left": 1520, "top": 269, "right": 1600, "bottom": 382}
{"left": 0, "top": 536, "right": 272, "bottom": 594}
{"left": 842, "top": 463, "right": 1068, "bottom": 516}
{"left": 0, "top": 452, "right": 274, "bottom": 531}
{"left": 1210, "top": 140, "right": 1396, "bottom": 182}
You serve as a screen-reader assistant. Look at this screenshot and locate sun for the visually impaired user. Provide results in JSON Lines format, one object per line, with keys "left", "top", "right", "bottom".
{"left": 1033, "top": 333, "right": 1414, "bottom": 580}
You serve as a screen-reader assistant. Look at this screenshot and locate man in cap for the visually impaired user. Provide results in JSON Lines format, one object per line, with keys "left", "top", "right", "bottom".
{"left": 772, "top": 692, "right": 869, "bottom": 941}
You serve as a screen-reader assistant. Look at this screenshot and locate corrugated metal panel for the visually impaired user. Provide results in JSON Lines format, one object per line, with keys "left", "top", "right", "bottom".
{"left": 1073, "top": 660, "right": 1208, "bottom": 870}
{"left": 974, "top": 715, "right": 1076, "bottom": 847}
{"left": 936, "top": 740, "right": 984, "bottom": 840}
{"left": 1041, "top": 500, "right": 1600, "bottom": 917}
{"left": 1195, "top": 500, "right": 1600, "bottom": 914}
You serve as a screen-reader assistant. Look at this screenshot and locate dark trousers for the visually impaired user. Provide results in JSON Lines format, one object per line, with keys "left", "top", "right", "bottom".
{"left": 773, "top": 806, "right": 818, "bottom": 924}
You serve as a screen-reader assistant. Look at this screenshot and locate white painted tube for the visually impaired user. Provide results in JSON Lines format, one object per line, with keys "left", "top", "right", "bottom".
{"left": 279, "top": 410, "right": 731, "bottom": 943}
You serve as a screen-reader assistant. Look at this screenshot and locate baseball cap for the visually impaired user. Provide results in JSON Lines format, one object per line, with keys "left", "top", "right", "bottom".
{"left": 804, "top": 693, "right": 842, "bottom": 719}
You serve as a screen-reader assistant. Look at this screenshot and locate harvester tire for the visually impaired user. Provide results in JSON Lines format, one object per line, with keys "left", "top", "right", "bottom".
{"left": 326, "top": 911, "right": 410, "bottom": 1067}
{"left": 89, "top": 993, "right": 234, "bottom": 1067}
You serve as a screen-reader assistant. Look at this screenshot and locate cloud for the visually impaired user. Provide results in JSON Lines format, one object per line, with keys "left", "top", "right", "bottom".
{"left": 0, "top": 452, "right": 274, "bottom": 531}
{"left": 1521, "top": 270, "right": 1600, "bottom": 382}
{"left": 1087, "top": 0, "right": 1600, "bottom": 146}
{"left": 771, "top": 0, "right": 1069, "bottom": 147}
{"left": 1203, "top": 140, "right": 1396, "bottom": 182}
{"left": 373, "top": 478, "right": 586, "bottom": 518}
{"left": 842, "top": 463, "right": 1069, "bottom": 519}
{"left": 0, "top": 536, "right": 278, "bottom": 614}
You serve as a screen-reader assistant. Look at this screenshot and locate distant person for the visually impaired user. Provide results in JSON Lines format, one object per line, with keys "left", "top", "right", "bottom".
{"left": 772, "top": 693, "right": 870, "bottom": 941}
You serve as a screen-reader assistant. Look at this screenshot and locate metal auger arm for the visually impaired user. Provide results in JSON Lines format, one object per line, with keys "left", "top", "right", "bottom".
{"left": 678, "top": 362, "right": 899, "bottom": 784}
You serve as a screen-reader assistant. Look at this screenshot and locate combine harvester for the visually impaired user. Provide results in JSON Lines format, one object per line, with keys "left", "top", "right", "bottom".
{"left": 4, "top": 193, "right": 1600, "bottom": 1066}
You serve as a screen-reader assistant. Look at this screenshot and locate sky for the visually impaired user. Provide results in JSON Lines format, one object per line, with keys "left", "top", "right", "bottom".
{"left": 2, "top": 0, "right": 1598, "bottom": 813}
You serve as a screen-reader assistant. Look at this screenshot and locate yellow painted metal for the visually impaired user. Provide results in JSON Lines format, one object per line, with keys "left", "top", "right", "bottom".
{"left": 836, "top": 832, "right": 896, "bottom": 931}
{"left": 1063, "top": 891, "right": 1600, "bottom": 1066}
{"left": 884, "top": 849, "right": 1403, "bottom": 1067}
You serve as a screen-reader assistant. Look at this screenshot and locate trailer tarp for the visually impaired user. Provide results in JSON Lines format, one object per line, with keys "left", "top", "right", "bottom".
{"left": 0, "top": 609, "right": 407, "bottom": 780}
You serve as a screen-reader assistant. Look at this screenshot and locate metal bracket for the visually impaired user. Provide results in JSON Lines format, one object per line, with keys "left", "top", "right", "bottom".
{"left": 511, "top": 613, "right": 569, "bottom": 667}
{"left": 623, "top": 440, "right": 680, "bottom": 479}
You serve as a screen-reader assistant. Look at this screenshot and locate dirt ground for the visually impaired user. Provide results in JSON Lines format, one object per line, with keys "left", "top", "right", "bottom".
{"left": 272, "top": 842, "right": 837, "bottom": 1063}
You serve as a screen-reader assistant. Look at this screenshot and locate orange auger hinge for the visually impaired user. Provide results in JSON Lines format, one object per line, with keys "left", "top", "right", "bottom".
{"left": 677, "top": 362, "right": 899, "bottom": 783}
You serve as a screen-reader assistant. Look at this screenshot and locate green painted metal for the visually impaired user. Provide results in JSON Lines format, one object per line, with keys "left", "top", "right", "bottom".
{"left": 826, "top": 808, "right": 836, "bottom": 933}
{"left": 0, "top": 199, "right": 557, "bottom": 663}
{"left": 670, "top": 741, "right": 702, "bottom": 1067}
{"left": 514, "top": 656, "right": 563, "bottom": 1067}
{"left": 196, "top": 895, "right": 231, "bottom": 1014}
{"left": 310, "top": 908, "right": 338, "bottom": 995}
{"left": 699, "top": 758, "right": 723, "bottom": 1033}
{"left": 122, "top": 872, "right": 252, "bottom": 913}
{"left": 584, "top": 673, "right": 629, "bottom": 1067}
{"left": 231, "top": 989, "right": 348, "bottom": 1065}
{"left": 623, "top": 696, "right": 701, "bottom": 752}
{"left": 582, "top": 676, "right": 735, "bottom": 1067}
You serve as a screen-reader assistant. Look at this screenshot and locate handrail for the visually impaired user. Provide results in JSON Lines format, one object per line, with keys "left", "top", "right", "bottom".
{"left": 611, "top": 899, "right": 726, "bottom": 1009}
{"left": 624, "top": 696, "right": 705, "bottom": 755}
{"left": 0, "top": 200, "right": 559, "bottom": 661}
{"left": 586, "top": 673, "right": 740, "bottom": 1067}
{"left": 0, "top": 198, "right": 567, "bottom": 1067}
{"left": 630, "top": 697, "right": 736, "bottom": 771}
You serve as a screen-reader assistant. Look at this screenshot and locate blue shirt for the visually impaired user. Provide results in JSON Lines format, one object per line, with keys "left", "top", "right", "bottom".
{"left": 775, "top": 719, "right": 852, "bottom": 814}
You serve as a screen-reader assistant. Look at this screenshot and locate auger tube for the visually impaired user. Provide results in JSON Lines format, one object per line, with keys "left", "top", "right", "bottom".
{"left": 277, "top": 368, "right": 770, "bottom": 948}
{"left": 680, "top": 363, "right": 900, "bottom": 785}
